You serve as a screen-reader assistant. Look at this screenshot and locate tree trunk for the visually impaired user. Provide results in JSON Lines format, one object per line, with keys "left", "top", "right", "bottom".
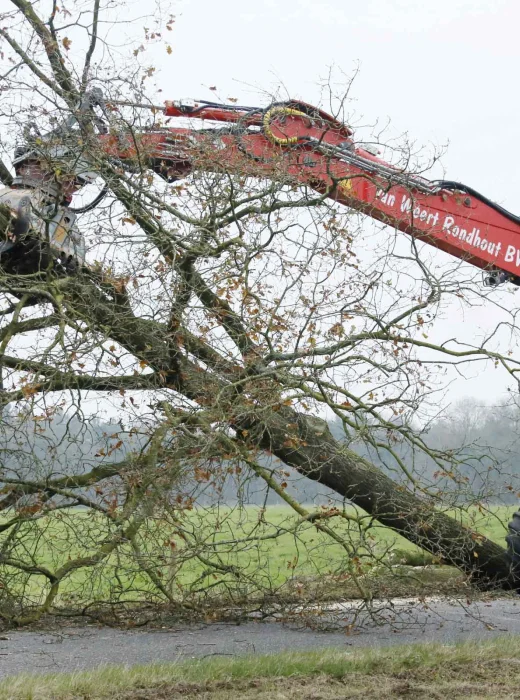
{"left": 68, "top": 280, "right": 518, "bottom": 590}
{"left": 247, "top": 407, "right": 516, "bottom": 589}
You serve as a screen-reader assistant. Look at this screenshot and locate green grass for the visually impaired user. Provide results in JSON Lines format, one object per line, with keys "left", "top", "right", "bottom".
{"left": 0, "top": 504, "right": 514, "bottom": 612}
{"left": 2, "top": 636, "right": 520, "bottom": 699}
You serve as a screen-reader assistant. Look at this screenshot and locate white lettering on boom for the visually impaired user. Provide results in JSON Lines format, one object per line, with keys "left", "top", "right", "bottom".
{"left": 390, "top": 195, "right": 511, "bottom": 267}
{"left": 400, "top": 196, "right": 439, "bottom": 226}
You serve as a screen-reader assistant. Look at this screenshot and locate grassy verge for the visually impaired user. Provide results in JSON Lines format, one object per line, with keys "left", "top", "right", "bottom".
{"left": 4, "top": 636, "right": 520, "bottom": 699}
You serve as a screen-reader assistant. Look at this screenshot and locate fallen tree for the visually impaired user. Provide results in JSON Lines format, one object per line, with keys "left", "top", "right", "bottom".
{"left": 62, "top": 273, "right": 517, "bottom": 590}
{"left": 0, "top": 0, "right": 518, "bottom": 626}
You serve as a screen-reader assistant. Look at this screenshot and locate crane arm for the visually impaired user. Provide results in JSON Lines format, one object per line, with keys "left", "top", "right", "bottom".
{"left": 2, "top": 94, "right": 520, "bottom": 286}
{"left": 97, "top": 98, "right": 520, "bottom": 286}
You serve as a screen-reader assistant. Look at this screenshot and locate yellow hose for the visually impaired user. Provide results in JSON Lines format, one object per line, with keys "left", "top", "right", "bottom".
{"left": 263, "top": 106, "right": 307, "bottom": 146}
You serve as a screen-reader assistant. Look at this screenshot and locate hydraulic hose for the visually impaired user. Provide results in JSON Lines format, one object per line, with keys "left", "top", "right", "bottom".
{"left": 263, "top": 106, "right": 308, "bottom": 146}
{"left": 69, "top": 186, "right": 108, "bottom": 214}
{"left": 436, "top": 180, "right": 520, "bottom": 226}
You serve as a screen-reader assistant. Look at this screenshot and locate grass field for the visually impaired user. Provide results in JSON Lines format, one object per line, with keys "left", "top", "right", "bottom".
{"left": 2, "top": 636, "right": 520, "bottom": 699}
{"left": 1, "top": 503, "right": 514, "bottom": 612}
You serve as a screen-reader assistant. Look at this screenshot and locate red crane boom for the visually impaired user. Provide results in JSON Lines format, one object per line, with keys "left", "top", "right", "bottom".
{"left": 1, "top": 95, "right": 520, "bottom": 286}
{"left": 96, "top": 97, "right": 520, "bottom": 286}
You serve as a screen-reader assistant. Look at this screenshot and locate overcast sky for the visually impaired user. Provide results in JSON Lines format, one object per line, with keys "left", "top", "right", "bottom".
{"left": 152, "top": 0, "right": 520, "bottom": 407}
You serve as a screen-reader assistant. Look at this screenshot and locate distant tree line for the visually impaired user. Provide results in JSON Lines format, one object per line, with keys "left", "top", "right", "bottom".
{"left": 2, "top": 396, "right": 519, "bottom": 507}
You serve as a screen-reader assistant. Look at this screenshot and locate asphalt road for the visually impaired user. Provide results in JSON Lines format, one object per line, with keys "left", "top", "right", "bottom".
{"left": 1, "top": 597, "right": 520, "bottom": 679}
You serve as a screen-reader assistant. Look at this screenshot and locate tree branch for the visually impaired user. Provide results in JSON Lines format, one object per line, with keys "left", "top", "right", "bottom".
{"left": 9, "top": 0, "right": 78, "bottom": 101}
